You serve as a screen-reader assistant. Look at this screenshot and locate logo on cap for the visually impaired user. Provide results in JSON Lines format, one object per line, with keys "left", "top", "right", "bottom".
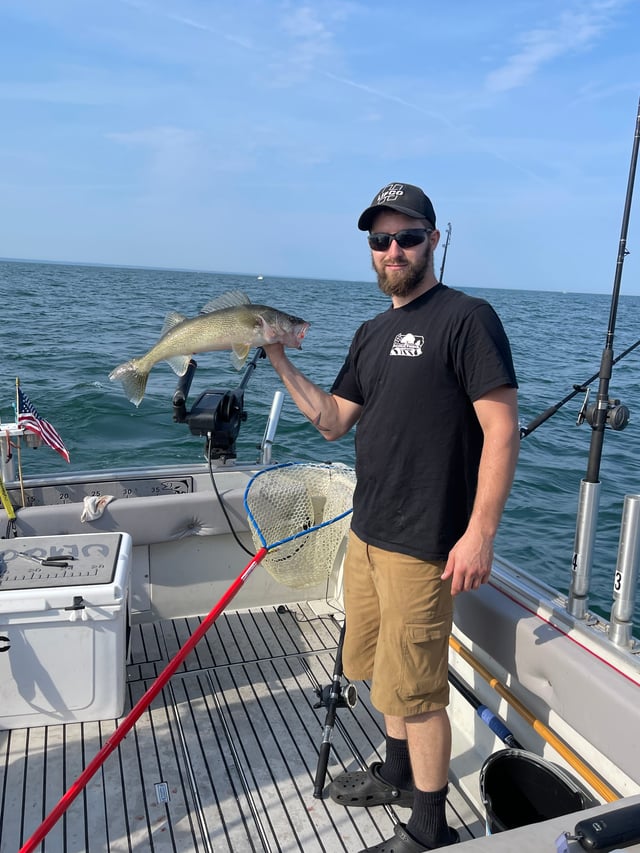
{"left": 375, "top": 183, "right": 406, "bottom": 205}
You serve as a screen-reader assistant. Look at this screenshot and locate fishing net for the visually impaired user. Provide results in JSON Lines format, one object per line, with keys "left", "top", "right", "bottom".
{"left": 244, "top": 462, "right": 357, "bottom": 589}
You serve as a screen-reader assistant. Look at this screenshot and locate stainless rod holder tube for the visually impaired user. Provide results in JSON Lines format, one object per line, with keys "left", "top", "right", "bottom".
{"left": 259, "top": 390, "right": 284, "bottom": 465}
{"left": 568, "top": 479, "right": 601, "bottom": 618}
{"left": 609, "top": 494, "right": 640, "bottom": 648}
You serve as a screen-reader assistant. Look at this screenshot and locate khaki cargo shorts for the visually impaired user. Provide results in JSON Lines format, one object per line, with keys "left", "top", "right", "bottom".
{"left": 342, "top": 530, "right": 453, "bottom": 718}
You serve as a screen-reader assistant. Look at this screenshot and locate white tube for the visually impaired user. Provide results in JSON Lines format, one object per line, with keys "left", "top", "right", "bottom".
{"left": 259, "top": 391, "right": 284, "bottom": 465}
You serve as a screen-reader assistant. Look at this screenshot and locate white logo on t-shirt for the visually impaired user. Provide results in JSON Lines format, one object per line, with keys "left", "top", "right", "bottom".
{"left": 390, "top": 333, "right": 424, "bottom": 357}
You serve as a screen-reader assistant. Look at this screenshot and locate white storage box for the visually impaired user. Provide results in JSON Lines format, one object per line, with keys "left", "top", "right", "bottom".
{"left": 0, "top": 531, "right": 132, "bottom": 729}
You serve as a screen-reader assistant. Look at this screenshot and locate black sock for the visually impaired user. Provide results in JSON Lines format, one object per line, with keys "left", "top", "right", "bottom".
{"left": 379, "top": 736, "right": 412, "bottom": 789}
{"left": 406, "top": 785, "right": 450, "bottom": 847}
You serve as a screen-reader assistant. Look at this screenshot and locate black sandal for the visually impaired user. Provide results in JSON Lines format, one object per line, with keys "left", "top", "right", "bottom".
{"left": 359, "top": 823, "right": 460, "bottom": 852}
{"left": 329, "top": 762, "right": 414, "bottom": 808}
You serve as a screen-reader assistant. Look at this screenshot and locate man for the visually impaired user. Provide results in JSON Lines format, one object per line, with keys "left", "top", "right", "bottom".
{"left": 265, "top": 182, "right": 519, "bottom": 852}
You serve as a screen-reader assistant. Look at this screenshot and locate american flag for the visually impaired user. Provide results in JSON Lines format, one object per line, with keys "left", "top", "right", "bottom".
{"left": 17, "top": 386, "right": 70, "bottom": 463}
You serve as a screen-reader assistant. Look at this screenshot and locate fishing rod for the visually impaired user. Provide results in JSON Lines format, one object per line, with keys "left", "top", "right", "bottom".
{"left": 447, "top": 668, "right": 522, "bottom": 748}
{"left": 448, "top": 635, "right": 619, "bottom": 802}
{"left": 438, "top": 222, "right": 452, "bottom": 283}
{"left": 519, "top": 335, "right": 639, "bottom": 439}
{"left": 0, "top": 468, "right": 17, "bottom": 537}
{"left": 568, "top": 97, "right": 640, "bottom": 619}
{"left": 312, "top": 620, "right": 357, "bottom": 798}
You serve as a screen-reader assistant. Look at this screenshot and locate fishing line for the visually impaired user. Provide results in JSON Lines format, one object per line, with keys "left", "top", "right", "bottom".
{"left": 178, "top": 346, "right": 265, "bottom": 558}
{"left": 520, "top": 336, "right": 640, "bottom": 439}
{"left": 276, "top": 600, "right": 345, "bottom": 627}
{"left": 207, "top": 454, "right": 254, "bottom": 557}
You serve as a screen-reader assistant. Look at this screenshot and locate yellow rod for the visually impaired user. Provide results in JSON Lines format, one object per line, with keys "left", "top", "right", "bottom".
{"left": 449, "top": 634, "right": 619, "bottom": 802}
{"left": 0, "top": 467, "right": 16, "bottom": 521}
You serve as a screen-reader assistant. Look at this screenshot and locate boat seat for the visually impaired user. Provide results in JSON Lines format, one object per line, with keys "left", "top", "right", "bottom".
{"left": 12, "top": 489, "right": 248, "bottom": 547}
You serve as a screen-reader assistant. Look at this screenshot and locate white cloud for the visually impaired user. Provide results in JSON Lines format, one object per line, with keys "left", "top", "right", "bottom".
{"left": 485, "top": 1, "right": 626, "bottom": 92}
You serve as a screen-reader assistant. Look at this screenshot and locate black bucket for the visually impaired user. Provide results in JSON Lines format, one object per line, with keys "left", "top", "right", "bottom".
{"left": 479, "top": 749, "right": 589, "bottom": 834}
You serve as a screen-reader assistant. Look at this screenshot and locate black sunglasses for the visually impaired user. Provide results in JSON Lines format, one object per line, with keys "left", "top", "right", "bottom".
{"left": 367, "top": 228, "right": 432, "bottom": 252}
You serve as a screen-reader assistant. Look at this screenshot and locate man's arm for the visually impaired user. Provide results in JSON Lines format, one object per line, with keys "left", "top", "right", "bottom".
{"left": 441, "top": 385, "right": 519, "bottom": 595}
{"left": 264, "top": 344, "right": 362, "bottom": 441}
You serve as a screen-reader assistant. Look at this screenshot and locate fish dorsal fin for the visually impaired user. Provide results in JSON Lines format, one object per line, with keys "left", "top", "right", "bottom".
{"left": 200, "top": 290, "right": 252, "bottom": 315}
{"left": 231, "top": 343, "right": 251, "bottom": 370}
{"left": 161, "top": 311, "right": 188, "bottom": 338}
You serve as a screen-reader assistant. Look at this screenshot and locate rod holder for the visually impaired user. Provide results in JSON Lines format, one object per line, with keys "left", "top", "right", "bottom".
{"left": 568, "top": 479, "right": 601, "bottom": 618}
{"left": 609, "top": 494, "right": 640, "bottom": 648}
{"left": 259, "top": 390, "right": 284, "bottom": 465}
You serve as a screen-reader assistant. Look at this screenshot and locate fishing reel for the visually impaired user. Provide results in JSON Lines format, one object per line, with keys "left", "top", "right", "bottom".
{"left": 313, "top": 681, "right": 358, "bottom": 711}
{"left": 172, "top": 356, "right": 260, "bottom": 460}
{"left": 576, "top": 388, "right": 630, "bottom": 431}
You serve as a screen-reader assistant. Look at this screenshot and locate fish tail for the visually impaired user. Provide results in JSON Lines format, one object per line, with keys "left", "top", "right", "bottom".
{"left": 108, "top": 360, "right": 149, "bottom": 407}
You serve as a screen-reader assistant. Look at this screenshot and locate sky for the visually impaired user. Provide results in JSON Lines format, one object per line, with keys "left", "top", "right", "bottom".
{"left": 1, "top": 0, "right": 640, "bottom": 294}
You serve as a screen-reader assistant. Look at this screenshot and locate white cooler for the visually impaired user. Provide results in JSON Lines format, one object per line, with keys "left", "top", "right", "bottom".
{"left": 0, "top": 531, "right": 132, "bottom": 729}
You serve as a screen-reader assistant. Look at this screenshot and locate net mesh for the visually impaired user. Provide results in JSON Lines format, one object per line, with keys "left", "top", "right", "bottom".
{"left": 245, "top": 463, "right": 356, "bottom": 589}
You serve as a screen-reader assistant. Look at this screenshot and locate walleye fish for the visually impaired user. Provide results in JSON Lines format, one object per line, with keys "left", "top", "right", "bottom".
{"left": 109, "top": 290, "right": 309, "bottom": 406}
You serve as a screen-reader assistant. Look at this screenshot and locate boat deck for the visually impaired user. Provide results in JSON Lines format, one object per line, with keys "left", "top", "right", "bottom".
{"left": 1, "top": 601, "right": 483, "bottom": 852}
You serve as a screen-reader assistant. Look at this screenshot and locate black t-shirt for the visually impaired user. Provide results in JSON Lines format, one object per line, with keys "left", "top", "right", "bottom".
{"left": 331, "top": 284, "right": 518, "bottom": 561}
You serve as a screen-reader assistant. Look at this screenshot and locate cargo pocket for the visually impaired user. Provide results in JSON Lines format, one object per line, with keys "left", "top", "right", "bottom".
{"left": 400, "top": 616, "right": 452, "bottom": 703}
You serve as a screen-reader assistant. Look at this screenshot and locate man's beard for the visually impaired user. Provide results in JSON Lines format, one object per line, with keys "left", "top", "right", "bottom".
{"left": 373, "top": 244, "right": 431, "bottom": 298}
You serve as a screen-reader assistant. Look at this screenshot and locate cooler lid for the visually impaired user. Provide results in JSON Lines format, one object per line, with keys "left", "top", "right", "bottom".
{"left": 0, "top": 532, "right": 131, "bottom": 610}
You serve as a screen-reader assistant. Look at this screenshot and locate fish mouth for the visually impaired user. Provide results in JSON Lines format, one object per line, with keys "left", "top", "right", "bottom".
{"left": 297, "top": 322, "right": 310, "bottom": 342}
{"left": 282, "top": 321, "right": 310, "bottom": 349}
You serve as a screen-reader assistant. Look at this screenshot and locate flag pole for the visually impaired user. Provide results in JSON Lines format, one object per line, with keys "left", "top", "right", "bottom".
{"left": 15, "top": 377, "right": 26, "bottom": 507}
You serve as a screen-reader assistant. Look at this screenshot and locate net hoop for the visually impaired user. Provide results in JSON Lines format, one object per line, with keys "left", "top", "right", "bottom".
{"left": 244, "top": 462, "right": 356, "bottom": 589}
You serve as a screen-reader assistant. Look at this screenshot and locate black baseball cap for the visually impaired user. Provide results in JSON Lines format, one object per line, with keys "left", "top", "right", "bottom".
{"left": 358, "top": 182, "right": 437, "bottom": 231}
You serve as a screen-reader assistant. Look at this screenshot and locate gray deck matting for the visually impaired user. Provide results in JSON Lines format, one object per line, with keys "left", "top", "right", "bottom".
{"left": 1, "top": 602, "right": 482, "bottom": 852}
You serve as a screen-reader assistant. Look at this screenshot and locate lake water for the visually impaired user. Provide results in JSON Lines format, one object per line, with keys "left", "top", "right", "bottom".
{"left": 2, "top": 259, "right": 639, "bottom": 627}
